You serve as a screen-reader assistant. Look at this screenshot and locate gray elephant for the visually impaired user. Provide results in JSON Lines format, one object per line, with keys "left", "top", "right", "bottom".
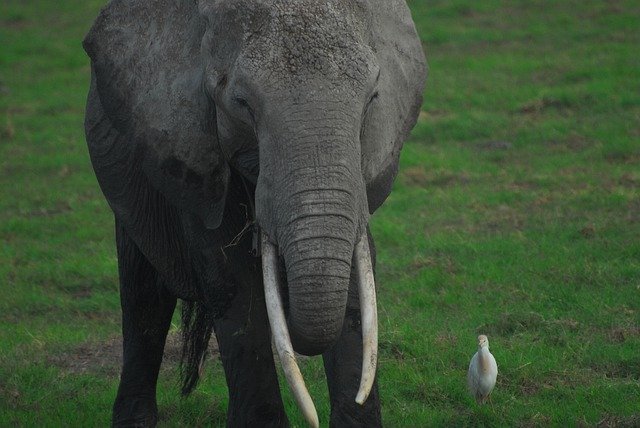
{"left": 83, "top": 0, "right": 426, "bottom": 426}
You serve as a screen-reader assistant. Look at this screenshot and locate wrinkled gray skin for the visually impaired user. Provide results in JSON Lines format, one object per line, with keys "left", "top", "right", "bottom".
{"left": 83, "top": 0, "right": 426, "bottom": 426}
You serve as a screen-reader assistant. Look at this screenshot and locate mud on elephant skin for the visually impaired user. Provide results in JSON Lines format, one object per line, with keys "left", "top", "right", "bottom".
{"left": 83, "top": 0, "right": 426, "bottom": 426}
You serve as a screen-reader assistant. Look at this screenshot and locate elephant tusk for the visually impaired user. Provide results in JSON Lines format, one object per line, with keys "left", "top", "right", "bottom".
{"left": 261, "top": 232, "right": 319, "bottom": 428}
{"left": 354, "top": 233, "right": 378, "bottom": 405}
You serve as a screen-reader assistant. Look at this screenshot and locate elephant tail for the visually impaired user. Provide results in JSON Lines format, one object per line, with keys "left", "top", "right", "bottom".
{"left": 180, "top": 300, "right": 214, "bottom": 395}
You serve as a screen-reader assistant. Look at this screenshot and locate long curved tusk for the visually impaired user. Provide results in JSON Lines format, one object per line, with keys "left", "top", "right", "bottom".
{"left": 261, "top": 232, "right": 319, "bottom": 428}
{"left": 354, "top": 233, "right": 379, "bottom": 405}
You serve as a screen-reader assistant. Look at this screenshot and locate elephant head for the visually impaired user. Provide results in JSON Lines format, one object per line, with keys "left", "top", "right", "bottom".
{"left": 84, "top": 0, "right": 426, "bottom": 423}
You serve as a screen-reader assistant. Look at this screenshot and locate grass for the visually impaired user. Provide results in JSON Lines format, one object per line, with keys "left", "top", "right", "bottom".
{"left": 1, "top": 0, "right": 639, "bottom": 426}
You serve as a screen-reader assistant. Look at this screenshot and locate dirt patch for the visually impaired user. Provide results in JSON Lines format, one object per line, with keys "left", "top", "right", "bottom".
{"left": 0, "top": 384, "right": 21, "bottom": 409}
{"left": 400, "top": 382, "right": 452, "bottom": 405}
{"left": 379, "top": 339, "right": 413, "bottom": 362}
{"left": 476, "top": 140, "right": 512, "bottom": 151}
{"left": 520, "top": 412, "right": 552, "bottom": 427}
{"left": 507, "top": 180, "right": 540, "bottom": 191}
{"left": 590, "top": 358, "right": 640, "bottom": 380}
{"left": 544, "top": 134, "right": 591, "bottom": 152}
{"left": 596, "top": 414, "right": 640, "bottom": 428}
{"left": 505, "top": 368, "right": 592, "bottom": 399}
{"left": 2, "top": 114, "right": 15, "bottom": 140}
{"left": 477, "top": 312, "right": 546, "bottom": 336}
{"left": 23, "top": 201, "right": 73, "bottom": 219}
{"left": 70, "top": 286, "right": 94, "bottom": 300}
{"left": 518, "top": 96, "right": 575, "bottom": 115}
{"left": 434, "top": 332, "right": 458, "bottom": 347}
{"left": 418, "top": 109, "right": 451, "bottom": 122}
{"left": 410, "top": 253, "right": 458, "bottom": 274}
{"left": 402, "top": 167, "right": 429, "bottom": 187}
{"left": 555, "top": 318, "right": 580, "bottom": 332}
{"left": 481, "top": 203, "right": 526, "bottom": 233}
{"left": 428, "top": 172, "right": 470, "bottom": 187}
{"left": 0, "top": 305, "right": 115, "bottom": 325}
{"left": 402, "top": 167, "right": 471, "bottom": 188}
{"left": 47, "top": 332, "right": 219, "bottom": 376}
{"left": 579, "top": 224, "right": 596, "bottom": 239}
{"left": 606, "top": 326, "right": 640, "bottom": 344}
{"left": 619, "top": 172, "right": 640, "bottom": 188}
{"left": 626, "top": 200, "right": 640, "bottom": 224}
{"left": 47, "top": 337, "right": 122, "bottom": 376}
{"left": 489, "top": 315, "right": 579, "bottom": 336}
{"left": 2, "top": 16, "right": 30, "bottom": 30}
{"left": 518, "top": 377, "right": 541, "bottom": 396}
{"left": 604, "top": 151, "right": 640, "bottom": 164}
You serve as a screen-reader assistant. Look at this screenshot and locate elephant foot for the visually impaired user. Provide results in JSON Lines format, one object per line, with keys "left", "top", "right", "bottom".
{"left": 112, "top": 395, "right": 158, "bottom": 428}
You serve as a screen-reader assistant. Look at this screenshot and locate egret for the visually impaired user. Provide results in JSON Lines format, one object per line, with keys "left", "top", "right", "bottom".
{"left": 467, "top": 334, "right": 498, "bottom": 404}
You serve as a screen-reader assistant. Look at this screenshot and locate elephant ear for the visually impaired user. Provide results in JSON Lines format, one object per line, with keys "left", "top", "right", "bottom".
{"left": 83, "top": 0, "right": 229, "bottom": 229}
{"left": 359, "top": 0, "right": 427, "bottom": 213}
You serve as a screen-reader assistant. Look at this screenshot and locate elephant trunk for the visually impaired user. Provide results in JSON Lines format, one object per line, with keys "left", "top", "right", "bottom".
{"left": 262, "top": 232, "right": 378, "bottom": 428}
{"left": 256, "top": 110, "right": 378, "bottom": 425}
{"left": 255, "top": 113, "right": 368, "bottom": 355}
{"left": 279, "top": 180, "right": 357, "bottom": 355}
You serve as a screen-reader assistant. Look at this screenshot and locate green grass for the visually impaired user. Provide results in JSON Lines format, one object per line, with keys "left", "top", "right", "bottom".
{"left": 1, "top": 0, "right": 639, "bottom": 426}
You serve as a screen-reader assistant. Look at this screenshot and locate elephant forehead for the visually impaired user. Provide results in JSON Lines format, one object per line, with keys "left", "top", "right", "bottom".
{"left": 270, "top": 0, "right": 362, "bottom": 42}
{"left": 242, "top": 1, "right": 374, "bottom": 85}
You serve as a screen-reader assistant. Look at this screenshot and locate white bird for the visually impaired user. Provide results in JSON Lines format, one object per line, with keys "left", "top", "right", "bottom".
{"left": 467, "top": 334, "right": 498, "bottom": 404}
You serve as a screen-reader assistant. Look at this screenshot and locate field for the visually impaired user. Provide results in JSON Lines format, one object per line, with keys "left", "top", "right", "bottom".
{"left": 1, "top": 0, "right": 639, "bottom": 426}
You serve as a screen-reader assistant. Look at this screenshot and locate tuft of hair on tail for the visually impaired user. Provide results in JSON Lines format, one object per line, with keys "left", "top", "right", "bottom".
{"left": 180, "top": 300, "right": 214, "bottom": 396}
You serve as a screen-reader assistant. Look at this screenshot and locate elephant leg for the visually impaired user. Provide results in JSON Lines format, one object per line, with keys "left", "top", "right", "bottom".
{"left": 323, "top": 232, "right": 382, "bottom": 427}
{"left": 112, "top": 220, "right": 177, "bottom": 427}
{"left": 212, "top": 254, "right": 288, "bottom": 427}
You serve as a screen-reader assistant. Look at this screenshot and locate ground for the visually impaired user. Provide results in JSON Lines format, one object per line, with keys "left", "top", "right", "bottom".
{"left": 1, "top": 0, "right": 639, "bottom": 426}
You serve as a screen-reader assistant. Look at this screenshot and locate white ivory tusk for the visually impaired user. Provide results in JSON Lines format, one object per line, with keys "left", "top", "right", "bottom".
{"left": 261, "top": 232, "right": 319, "bottom": 428}
{"left": 354, "top": 233, "right": 379, "bottom": 405}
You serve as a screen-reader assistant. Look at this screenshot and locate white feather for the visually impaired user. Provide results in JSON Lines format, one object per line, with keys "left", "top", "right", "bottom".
{"left": 467, "top": 335, "right": 497, "bottom": 404}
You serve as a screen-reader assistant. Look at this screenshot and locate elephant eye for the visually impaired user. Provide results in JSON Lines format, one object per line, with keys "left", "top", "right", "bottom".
{"left": 233, "top": 96, "right": 256, "bottom": 124}
{"left": 364, "top": 91, "right": 379, "bottom": 116}
{"left": 364, "top": 68, "right": 381, "bottom": 114}
{"left": 233, "top": 96, "right": 249, "bottom": 108}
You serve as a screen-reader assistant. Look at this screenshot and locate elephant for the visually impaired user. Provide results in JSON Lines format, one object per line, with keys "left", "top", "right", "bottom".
{"left": 83, "top": 0, "right": 426, "bottom": 426}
